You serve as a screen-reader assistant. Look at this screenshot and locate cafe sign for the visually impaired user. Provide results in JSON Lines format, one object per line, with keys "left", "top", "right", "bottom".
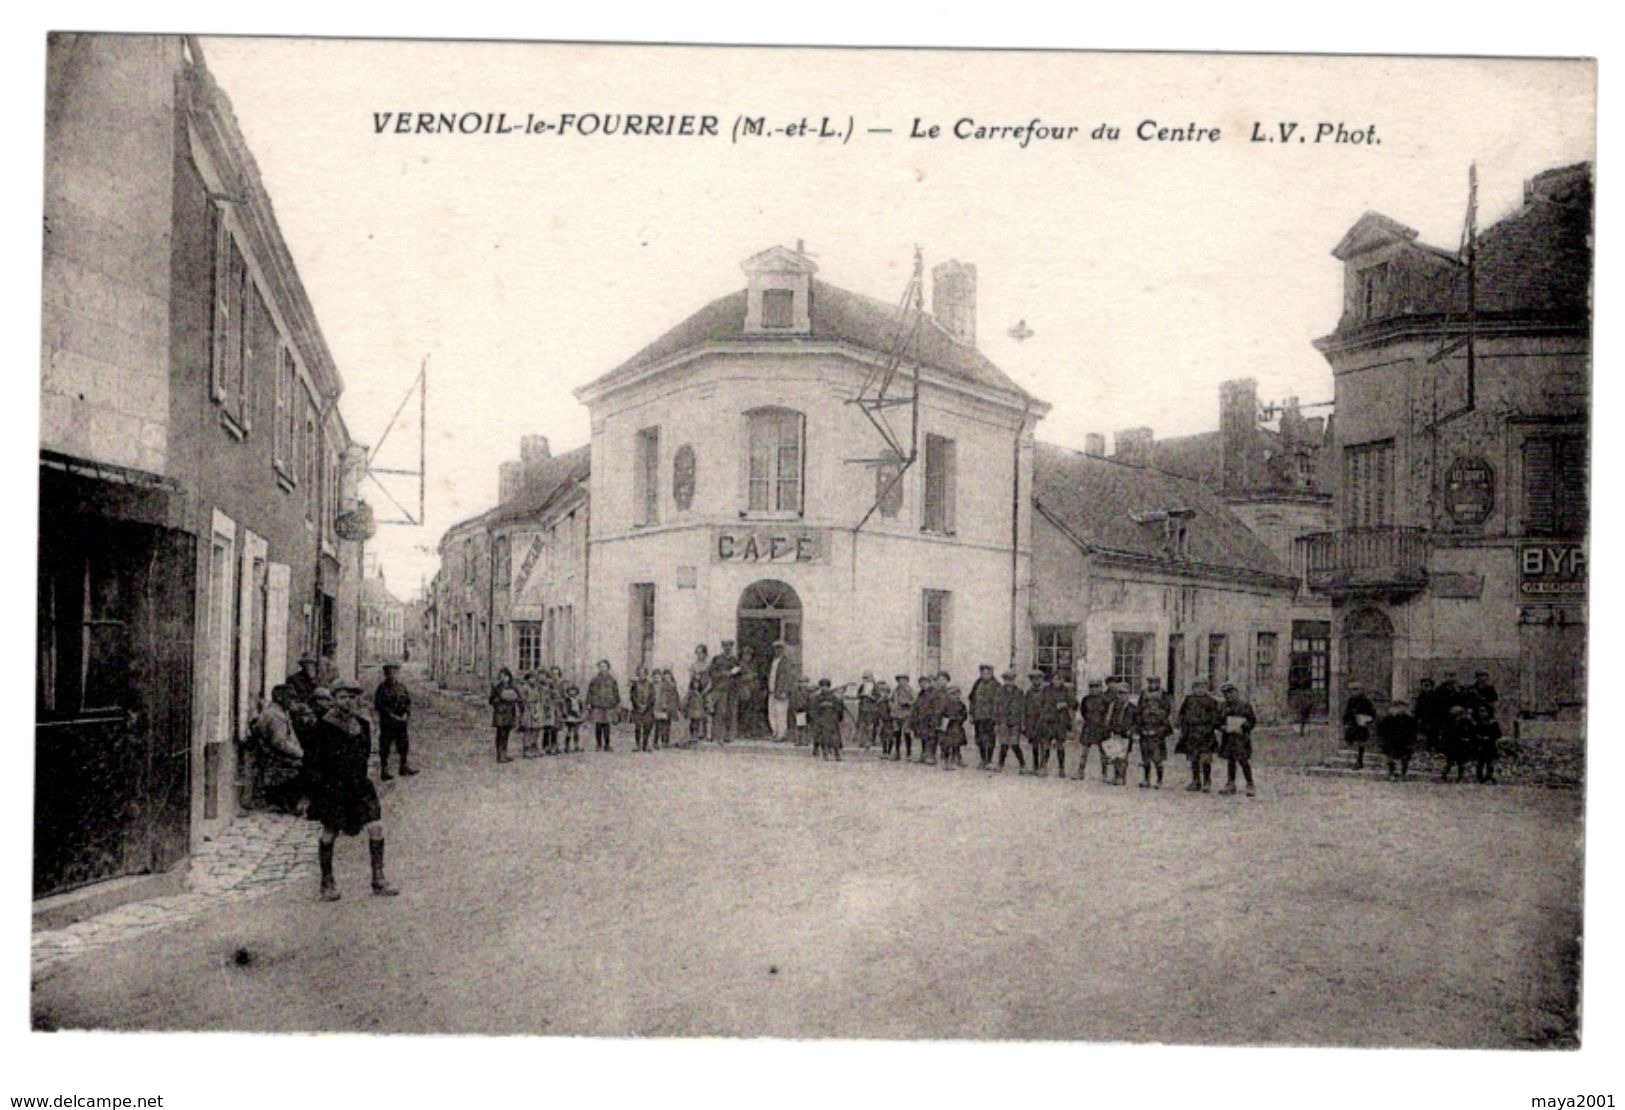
{"left": 1519, "top": 541, "right": 1586, "bottom": 599}
{"left": 1445, "top": 456, "right": 1495, "bottom": 526}
{"left": 712, "top": 526, "right": 828, "bottom": 565}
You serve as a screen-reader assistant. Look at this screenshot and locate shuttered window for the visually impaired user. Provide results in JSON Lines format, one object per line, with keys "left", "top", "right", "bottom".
{"left": 746, "top": 408, "right": 804, "bottom": 514}
{"left": 1344, "top": 440, "right": 1394, "bottom": 530}
{"left": 923, "top": 434, "right": 957, "bottom": 534}
{"left": 1524, "top": 435, "right": 1587, "bottom": 536}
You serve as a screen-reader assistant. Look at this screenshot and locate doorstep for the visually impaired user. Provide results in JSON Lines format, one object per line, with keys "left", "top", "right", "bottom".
{"left": 32, "top": 861, "right": 191, "bottom": 932}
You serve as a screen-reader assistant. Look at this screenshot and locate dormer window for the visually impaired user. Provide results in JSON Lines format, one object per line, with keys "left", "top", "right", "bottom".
{"left": 1359, "top": 263, "right": 1389, "bottom": 320}
{"left": 762, "top": 289, "right": 794, "bottom": 328}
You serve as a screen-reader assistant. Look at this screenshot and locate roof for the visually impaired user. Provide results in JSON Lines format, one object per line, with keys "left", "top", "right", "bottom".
{"left": 584, "top": 278, "right": 1037, "bottom": 402}
{"left": 361, "top": 575, "right": 404, "bottom": 609}
{"left": 1151, "top": 426, "right": 1331, "bottom": 497}
{"left": 1033, "top": 442, "right": 1293, "bottom": 583}
{"left": 439, "top": 444, "right": 592, "bottom": 547}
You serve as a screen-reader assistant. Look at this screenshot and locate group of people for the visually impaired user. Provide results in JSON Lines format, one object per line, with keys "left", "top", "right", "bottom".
{"left": 248, "top": 652, "right": 409, "bottom": 901}
{"left": 481, "top": 643, "right": 1265, "bottom": 798}
{"left": 1341, "top": 670, "right": 1505, "bottom": 783}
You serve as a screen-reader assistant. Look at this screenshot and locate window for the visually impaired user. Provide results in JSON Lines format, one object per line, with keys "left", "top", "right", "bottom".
{"left": 762, "top": 288, "right": 794, "bottom": 328}
{"left": 1207, "top": 633, "right": 1229, "bottom": 688}
{"left": 1034, "top": 625, "right": 1076, "bottom": 677}
{"left": 493, "top": 537, "right": 512, "bottom": 589}
{"left": 1344, "top": 440, "right": 1394, "bottom": 529}
{"left": 1524, "top": 434, "right": 1587, "bottom": 537}
{"left": 673, "top": 444, "right": 696, "bottom": 510}
{"left": 1358, "top": 263, "right": 1389, "bottom": 320}
{"left": 1255, "top": 631, "right": 1278, "bottom": 687}
{"left": 630, "top": 583, "right": 656, "bottom": 673}
{"left": 922, "top": 589, "right": 952, "bottom": 676}
{"left": 746, "top": 408, "right": 804, "bottom": 514}
{"left": 923, "top": 434, "right": 957, "bottom": 533}
{"left": 274, "top": 347, "right": 293, "bottom": 475}
{"left": 1112, "top": 632, "right": 1152, "bottom": 691}
{"left": 304, "top": 408, "right": 319, "bottom": 523}
{"left": 634, "top": 426, "right": 660, "bottom": 525}
{"left": 210, "top": 206, "right": 250, "bottom": 431}
{"left": 516, "top": 622, "right": 543, "bottom": 673}
{"left": 876, "top": 450, "right": 904, "bottom": 519}
{"left": 37, "top": 550, "right": 134, "bottom": 717}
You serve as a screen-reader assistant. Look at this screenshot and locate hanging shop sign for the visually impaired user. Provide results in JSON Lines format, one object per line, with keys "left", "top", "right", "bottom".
{"left": 333, "top": 501, "right": 376, "bottom": 542}
{"left": 712, "top": 526, "right": 827, "bottom": 565}
{"left": 1445, "top": 456, "right": 1495, "bottom": 526}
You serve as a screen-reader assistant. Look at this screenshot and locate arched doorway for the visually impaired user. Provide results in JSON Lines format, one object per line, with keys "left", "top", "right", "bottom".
{"left": 1343, "top": 606, "right": 1394, "bottom": 705}
{"left": 737, "top": 580, "right": 802, "bottom": 738}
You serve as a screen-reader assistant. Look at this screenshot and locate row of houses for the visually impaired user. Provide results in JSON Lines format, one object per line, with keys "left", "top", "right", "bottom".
{"left": 37, "top": 35, "right": 371, "bottom": 906}
{"left": 430, "top": 161, "right": 1589, "bottom": 738}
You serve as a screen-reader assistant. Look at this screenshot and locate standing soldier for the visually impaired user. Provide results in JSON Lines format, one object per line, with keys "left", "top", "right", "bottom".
{"left": 373, "top": 662, "right": 416, "bottom": 780}
{"left": 308, "top": 685, "right": 399, "bottom": 901}
{"left": 969, "top": 664, "right": 1002, "bottom": 770}
{"left": 1217, "top": 682, "right": 1258, "bottom": 796}
{"left": 489, "top": 667, "right": 520, "bottom": 764}
{"left": 1137, "top": 676, "right": 1172, "bottom": 789}
{"left": 1076, "top": 679, "right": 1111, "bottom": 782}
{"left": 1101, "top": 680, "right": 1139, "bottom": 786}
{"left": 709, "top": 641, "right": 742, "bottom": 744}
{"left": 587, "top": 659, "right": 622, "bottom": 752}
{"left": 1342, "top": 682, "right": 1377, "bottom": 771}
{"left": 1176, "top": 679, "right": 1223, "bottom": 792}
{"left": 890, "top": 674, "right": 916, "bottom": 762}
{"left": 995, "top": 669, "right": 1027, "bottom": 773}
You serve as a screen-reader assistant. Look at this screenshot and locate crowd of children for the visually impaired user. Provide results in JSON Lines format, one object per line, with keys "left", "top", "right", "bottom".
{"left": 1343, "top": 670, "right": 1507, "bottom": 783}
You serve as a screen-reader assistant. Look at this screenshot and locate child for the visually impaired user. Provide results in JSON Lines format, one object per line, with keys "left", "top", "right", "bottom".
{"left": 1377, "top": 698, "right": 1419, "bottom": 781}
{"left": 489, "top": 668, "right": 520, "bottom": 764}
{"left": 938, "top": 681, "right": 968, "bottom": 770}
{"left": 874, "top": 679, "right": 895, "bottom": 758}
{"left": 1440, "top": 704, "right": 1472, "bottom": 783}
{"left": 587, "top": 660, "right": 621, "bottom": 752}
{"left": 855, "top": 671, "right": 880, "bottom": 749}
{"left": 630, "top": 666, "right": 656, "bottom": 752}
{"left": 911, "top": 674, "right": 939, "bottom": 765}
{"left": 810, "top": 678, "right": 845, "bottom": 761}
{"left": 789, "top": 676, "right": 813, "bottom": 747}
{"left": 995, "top": 670, "right": 1026, "bottom": 773}
{"left": 655, "top": 669, "right": 681, "bottom": 749}
{"left": 890, "top": 675, "right": 915, "bottom": 762}
{"left": 1472, "top": 701, "right": 1502, "bottom": 784}
{"left": 1137, "top": 677, "right": 1172, "bottom": 788}
{"left": 683, "top": 670, "right": 709, "bottom": 747}
{"left": 562, "top": 685, "right": 585, "bottom": 753}
{"left": 517, "top": 672, "right": 541, "bottom": 758}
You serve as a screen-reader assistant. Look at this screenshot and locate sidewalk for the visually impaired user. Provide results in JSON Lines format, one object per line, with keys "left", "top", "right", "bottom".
{"left": 32, "top": 811, "right": 317, "bottom": 977}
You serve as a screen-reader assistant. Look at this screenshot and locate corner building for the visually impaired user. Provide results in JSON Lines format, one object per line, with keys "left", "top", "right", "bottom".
{"left": 576, "top": 247, "right": 1048, "bottom": 687}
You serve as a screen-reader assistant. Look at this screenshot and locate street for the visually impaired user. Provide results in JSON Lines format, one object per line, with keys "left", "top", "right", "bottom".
{"left": 32, "top": 684, "right": 1581, "bottom": 1045}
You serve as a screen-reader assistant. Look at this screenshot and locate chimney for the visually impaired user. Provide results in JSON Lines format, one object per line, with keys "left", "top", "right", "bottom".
{"left": 1220, "top": 378, "right": 1262, "bottom": 495}
{"left": 520, "top": 434, "right": 551, "bottom": 465}
{"left": 1113, "top": 427, "right": 1154, "bottom": 468}
{"left": 1084, "top": 433, "right": 1106, "bottom": 458}
{"left": 498, "top": 460, "right": 522, "bottom": 504}
{"left": 1304, "top": 415, "right": 1326, "bottom": 445}
{"left": 932, "top": 260, "right": 977, "bottom": 347}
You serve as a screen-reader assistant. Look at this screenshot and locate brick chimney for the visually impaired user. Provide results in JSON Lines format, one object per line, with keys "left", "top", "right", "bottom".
{"left": 932, "top": 260, "right": 977, "bottom": 347}
{"left": 1113, "top": 427, "right": 1154, "bottom": 468}
{"left": 1220, "top": 378, "right": 1263, "bottom": 495}
{"left": 1084, "top": 433, "right": 1106, "bottom": 458}
{"left": 498, "top": 460, "right": 522, "bottom": 503}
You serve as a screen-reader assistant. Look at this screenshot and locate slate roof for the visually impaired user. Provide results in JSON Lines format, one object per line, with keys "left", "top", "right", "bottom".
{"left": 586, "top": 279, "right": 1036, "bottom": 401}
{"left": 439, "top": 444, "right": 591, "bottom": 544}
{"left": 1033, "top": 442, "right": 1293, "bottom": 583}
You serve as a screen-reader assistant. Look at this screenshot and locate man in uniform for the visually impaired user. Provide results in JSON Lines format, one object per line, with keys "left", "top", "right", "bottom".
{"left": 1217, "top": 682, "right": 1258, "bottom": 796}
{"left": 373, "top": 661, "right": 417, "bottom": 780}
{"left": 1076, "top": 678, "right": 1111, "bottom": 782}
{"left": 968, "top": 664, "right": 1002, "bottom": 770}
{"left": 307, "top": 685, "right": 399, "bottom": 901}
{"left": 995, "top": 669, "right": 1027, "bottom": 773}
{"left": 709, "top": 641, "right": 742, "bottom": 744}
{"left": 1137, "top": 676, "right": 1173, "bottom": 788}
{"left": 1176, "top": 678, "right": 1223, "bottom": 792}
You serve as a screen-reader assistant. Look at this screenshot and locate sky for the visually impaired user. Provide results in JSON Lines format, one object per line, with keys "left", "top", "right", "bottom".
{"left": 196, "top": 40, "right": 1595, "bottom": 597}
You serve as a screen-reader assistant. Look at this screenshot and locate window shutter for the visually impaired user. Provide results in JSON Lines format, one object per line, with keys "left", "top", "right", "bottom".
{"left": 945, "top": 438, "right": 958, "bottom": 533}
{"left": 1524, "top": 438, "right": 1556, "bottom": 534}
{"left": 274, "top": 348, "right": 289, "bottom": 470}
{"left": 795, "top": 410, "right": 807, "bottom": 516}
{"left": 209, "top": 204, "right": 228, "bottom": 402}
{"left": 1557, "top": 436, "right": 1587, "bottom": 537}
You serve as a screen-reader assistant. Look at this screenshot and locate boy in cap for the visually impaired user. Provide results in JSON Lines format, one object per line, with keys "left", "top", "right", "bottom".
{"left": 1378, "top": 698, "right": 1419, "bottom": 781}
{"left": 937, "top": 678, "right": 969, "bottom": 770}
{"left": 969, "top": 664, "right": 1002, "bottom": 770}
{"left": 1471, "top": 701, "right": 1502, "bottom": 784}
{"left": 1021, "top": 670, "right": 1047, "bottom": 774}
{"left": 1176, "top": 679, "right": 1222, "bottom": 792}
{"left": 789, "top": 676, "right": 813, "bottom": 747}
{"left": 1217, "top": 683, "right": 1258, "bottom": 796}
{"left": 1077, "top": 678, "right": 1111, "bottom": 782}
{"left": 372, "top": 661, "right": 416, "bottom": 779}
{"left": 890, "top": 674, "right": 916, "bottom": 762}
{"left": 1039, "top": 670, "right": 1074, "bottom": 778}
{"left": 1101, "top": 679, "right": 1139, "bottom": 786}
{"left": 1137, "top": 676, "right": 1172, "bottom": 788}
{"left": 912, "top": 674, "right": 940, "bottom": 765}
{"left": 1342, "top": 682, "right": 1377, "bottom": 771}
{"left": 307, "top": 684, "right": 399, "bottom": 900}
{"left": 996, "top": 669, "right": 1027, "bottom": 773}
{"left": 855, "top": 671, "right": 881, "bottom": 750}
{"left": 810, "top": 678, "right": 846, "bottom": 761}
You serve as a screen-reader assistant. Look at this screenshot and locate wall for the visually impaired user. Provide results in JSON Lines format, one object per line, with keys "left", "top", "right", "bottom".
{"left": 42, "top": 34, "right": 176, "bottom": 476}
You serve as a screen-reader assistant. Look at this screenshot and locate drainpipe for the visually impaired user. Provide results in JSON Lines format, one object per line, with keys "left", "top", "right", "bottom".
{"left": 1009, "top": 400, "right": 1032, "bottom": 670}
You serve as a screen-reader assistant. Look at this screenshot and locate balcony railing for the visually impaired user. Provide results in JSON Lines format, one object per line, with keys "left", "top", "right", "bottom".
{"left": 1297, "top": 527, "right": 1429, "bottom": 593}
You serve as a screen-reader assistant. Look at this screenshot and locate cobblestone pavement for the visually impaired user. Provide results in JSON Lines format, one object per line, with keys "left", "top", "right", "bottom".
{"left": 31, "top": 811, "right": 318, "bottom": 977}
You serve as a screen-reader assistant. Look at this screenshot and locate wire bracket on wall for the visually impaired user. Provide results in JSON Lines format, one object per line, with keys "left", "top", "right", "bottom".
{"left": 365, "top": 356, "right": 428, "bottom": 526}
{"left": 846, "top": 248, "right": 924, "bottom": 535}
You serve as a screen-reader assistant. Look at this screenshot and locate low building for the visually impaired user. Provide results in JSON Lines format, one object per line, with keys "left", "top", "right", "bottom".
{"left": 38, "top": 34, "right": 364, "bottom": 903}
{"left": 1032, "top": 442, "right": 1300, "bottom": 719}
{"left": 1307, "top": 162, "right": 1591, "bottom": 732}
{"left": 360, "top": 570, "right": 408, "bottom": 668}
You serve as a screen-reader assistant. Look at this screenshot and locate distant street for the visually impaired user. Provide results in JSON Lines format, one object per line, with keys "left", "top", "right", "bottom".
{"left": 33, "top": 683, "right": 1580, "bottom": 1045}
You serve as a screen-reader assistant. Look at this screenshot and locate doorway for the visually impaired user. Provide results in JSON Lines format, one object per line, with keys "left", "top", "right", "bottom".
{"left": 1343, "top": 606, "right": 1395, "bottom": 705}
{"left": 736, "top": 580, "right": 802, "bottom": 738}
